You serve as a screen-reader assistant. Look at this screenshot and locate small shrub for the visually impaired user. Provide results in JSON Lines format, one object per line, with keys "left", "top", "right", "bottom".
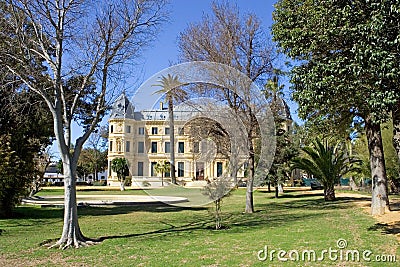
{"left": 202, "top": 176, "right": 234, "bottom": 230}
{"left": 93, "top": 181, "right": 107, "bottom": 186}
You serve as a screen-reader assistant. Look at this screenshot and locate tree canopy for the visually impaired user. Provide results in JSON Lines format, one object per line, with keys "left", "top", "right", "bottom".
{"left": 111, "top": 157, "right": 129, "bottom": 191}
{"left": 0, "top": 1, "right": 53, "bottom": 216}
{"left": 272, "top": 0, "right": 400, "bottom": 215}
{"left": 273, "top": 0, "right": 400, "bottom": 123}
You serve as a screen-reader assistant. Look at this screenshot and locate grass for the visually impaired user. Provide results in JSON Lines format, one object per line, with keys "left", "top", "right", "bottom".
{"left": 1, "top": 188, "right": 399, "bottom": 266}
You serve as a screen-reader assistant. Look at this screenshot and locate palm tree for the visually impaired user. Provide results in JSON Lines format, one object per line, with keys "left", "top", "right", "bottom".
{"left": 111, "top": 157, "right": 129, "bottom": 191}
{"left": 153, "top": 74, "right": 187, "bottom": 184}
{"left": 154, "top": 160, "right": 171, "bottom": 186}
{"left": 291, "top": 138, "right": 360, "bottom": 201}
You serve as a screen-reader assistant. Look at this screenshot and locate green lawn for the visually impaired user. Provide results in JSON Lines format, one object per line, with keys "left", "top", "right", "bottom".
{"left": 0, "top": 188, "right": 399, "bottom": 266}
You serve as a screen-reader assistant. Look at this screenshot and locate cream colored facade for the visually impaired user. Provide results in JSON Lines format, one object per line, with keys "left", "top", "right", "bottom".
{"left": 107, "top": 93, "right": 293, "bottom": 187}
{"left": 107, "top": 94, "right": 233, "bottom": 187}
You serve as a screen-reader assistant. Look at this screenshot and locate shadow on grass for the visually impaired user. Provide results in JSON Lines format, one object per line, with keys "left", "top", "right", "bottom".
{"left": 13, "top": 207, "right": 64, "bottom": 220}
{"left": 13, "top": 203, "right": 207, "bottom": 220}
{"left": 389, "top": 201, "right": 400, "bottom": 211}
{"left": 256, "top": 195, "right": 370, "bottom": 211}
{"left": 95, "top": 209, "right": 324, "bottom": 242}
{"left": 368, "top": 222, "right": 400, "bottom": 238}
{"left": 96, "top": 218, "right": 214, "bottom": 242}
{"left": 258, "top": 190, "right": 324, "bottom": 199}
{"left": 80, "top": 203, "right": 207, "bottom": 217}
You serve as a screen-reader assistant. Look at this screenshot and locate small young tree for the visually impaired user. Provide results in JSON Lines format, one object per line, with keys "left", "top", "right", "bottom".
{"left": 202, "top": 176, "right": 234, "bottom": 230}
{"left": 292, "top": 138, "right": 360, "bottom": 201}
{"left": 111, "top": 158, "right": 129, "bottom": 191}
{"left": 154, "top": 161, "right": 170, "bottom": 187}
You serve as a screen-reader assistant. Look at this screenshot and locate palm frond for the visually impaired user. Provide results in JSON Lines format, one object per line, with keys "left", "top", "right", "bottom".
{"left": 152, "top": 74, "right": 187, "bottom": 102}
{"left": 291, "top": 137, "right": 361, "bottom": 186}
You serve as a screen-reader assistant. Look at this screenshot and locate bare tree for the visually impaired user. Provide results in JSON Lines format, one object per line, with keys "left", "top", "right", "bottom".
{"left": 178, "top": 2, "right": 275, "bottom": 213}
{"left": 0, "top": 0, "right": 168, "bottom": 248}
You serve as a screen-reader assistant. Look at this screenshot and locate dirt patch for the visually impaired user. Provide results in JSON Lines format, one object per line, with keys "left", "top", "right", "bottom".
{"left": 337, "top": 193, "right": 400, "bottom": 224}
{"left": 337, "top": 192, "right": 400, "bottom": 242}
{"left": 0, "top": 253, "right": 89, "bottom": 267}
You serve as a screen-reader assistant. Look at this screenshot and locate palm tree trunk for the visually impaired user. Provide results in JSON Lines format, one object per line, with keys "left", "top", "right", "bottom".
{"left": 324, "top": 184, "right": 336, "bottom": 201}
{"left": 365, "top": 116, "right": 389, "bottom": 215}
{"left": 168, "top": 96, "right": 177, "bottom": 184}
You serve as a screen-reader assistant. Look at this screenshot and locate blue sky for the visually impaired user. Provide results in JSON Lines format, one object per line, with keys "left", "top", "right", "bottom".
{"left": 141, "top": 0, "right": 274, "bottom": 76}
{"left": 124, "top": 0, "right": 300, "bottom": 122}
{"left": 54, "top": 0, "right": 299, "bottom": 157}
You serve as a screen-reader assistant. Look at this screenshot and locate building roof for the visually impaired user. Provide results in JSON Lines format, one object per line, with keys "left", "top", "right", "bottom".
{"left": 110, "top": 93, "right": 200, "bottom": 121}
{"left": 110, "top": 93, "right": 135, "bottom": 119}
{"left": 274, "top": 97, "right": 292, "bottom": 121}
{"left": 110, "top": 93, "right": 292, "bottom": 122}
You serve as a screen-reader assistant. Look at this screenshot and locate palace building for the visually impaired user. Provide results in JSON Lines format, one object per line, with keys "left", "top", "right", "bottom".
{"left": 107, "top": 93, "right": 292, "bottom": 187}
{"left": 107, "top": 93, "right": 237, "bottom": 187}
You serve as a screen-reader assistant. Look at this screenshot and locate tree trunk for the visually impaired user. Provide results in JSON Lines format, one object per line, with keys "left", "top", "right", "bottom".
{"left": 365, "top": 117, "right": 389, "bottom": 215}
{"left": 120, "top": 180, "right": 125, "bottom": 191}
{"left": 0, "top": 200, "right": 11, "bottom": 218}
{"left": 245, "top": 149, "right": 255, "bottom": 213}
{"left": 275, "top": 186, "right": 279, "bottom": 198}
{"left": 168, "top": 96, "right": 177, "bottom": 184}
{"left": 324, "top": 185, "right": 336, "bottom": 201}
{"left": 231, "top": 169, "right": 238, "bottom": 186}
{"left": 278, "top": 183, "right": 284, "bottom": 193}
{"left": 349, "top": 177, "right": 359, "bottom": 191}
{"left": 29, "top": 177, "right": 41, "bottom": 197}
{"left": 229, "top": 159, "right": 239, "bottom": 186}
{"left": 229, "top": 146, "right": 239, "bottom": 185}
{"left": 345, "top": 139, "right": 358, "bottom": 191}
{"left": 50, "top": 159, "right": 94, "bottom": 249}
{"left": 215, "top": 200, "right": 221, "bottom": 230}
{"left": 392, "top": 102, "right": 400, "bottom": 192}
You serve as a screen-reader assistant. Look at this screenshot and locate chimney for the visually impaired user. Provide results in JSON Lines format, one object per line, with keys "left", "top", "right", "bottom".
{"left": 160, "top": 102, "right": 163, "bottom": 110}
